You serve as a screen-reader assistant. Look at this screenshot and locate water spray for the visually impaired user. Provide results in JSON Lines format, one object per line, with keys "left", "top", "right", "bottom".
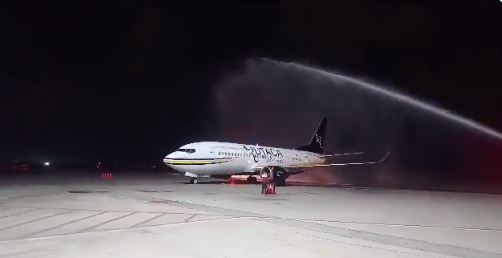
{"left": 261, "top": 58, "right": 502, "bottom": 141}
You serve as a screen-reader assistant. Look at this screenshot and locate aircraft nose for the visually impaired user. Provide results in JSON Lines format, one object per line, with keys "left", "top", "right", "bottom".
{"left": 165, "top": 152, "right": 176, "bottom": 159}
{"left": 163, "top": 152, "right": 176, "bottom": 166}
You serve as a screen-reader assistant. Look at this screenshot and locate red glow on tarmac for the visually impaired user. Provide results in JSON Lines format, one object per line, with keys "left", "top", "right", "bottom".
{"left": 0, "top": 163, "right": 32, "bottom": 174}
{"left": 288, "top": 168, "right": 339, "bottom": 186}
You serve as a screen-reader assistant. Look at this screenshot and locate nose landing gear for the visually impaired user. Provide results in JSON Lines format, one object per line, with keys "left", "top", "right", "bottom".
{"left": 185, "top": 172, "right": 198, "bottom": 184}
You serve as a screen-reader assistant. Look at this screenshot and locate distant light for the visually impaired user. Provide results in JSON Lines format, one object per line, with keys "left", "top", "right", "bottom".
{"left": 44, "top": 162, "right": 50, "bottom": 166}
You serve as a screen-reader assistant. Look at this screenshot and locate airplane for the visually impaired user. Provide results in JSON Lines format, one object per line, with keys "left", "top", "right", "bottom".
{"left": 163, "top": 118, "right": 389, "bottom": 185}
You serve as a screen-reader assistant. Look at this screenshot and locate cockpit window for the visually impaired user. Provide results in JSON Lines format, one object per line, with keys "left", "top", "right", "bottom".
{"left": 178, "top": 148, "right": 195, "bottom": 154}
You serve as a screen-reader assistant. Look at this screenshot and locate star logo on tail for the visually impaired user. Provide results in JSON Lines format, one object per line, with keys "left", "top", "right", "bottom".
{"left": 315, "top": 134, "right": 322, "bottom": 148}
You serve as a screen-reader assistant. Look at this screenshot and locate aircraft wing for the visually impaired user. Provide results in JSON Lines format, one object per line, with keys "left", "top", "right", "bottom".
{"left": 249, "top": 151, "right": 389, "bottom": 173}
{"left": 289, "top": 151, "right": 390, "bottom": 168}
{"left": 319, "top": 152, "right": 364, "bottom": 158}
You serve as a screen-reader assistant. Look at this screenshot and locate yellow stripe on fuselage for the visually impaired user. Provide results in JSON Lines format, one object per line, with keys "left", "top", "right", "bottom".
{"left": 163, "top": 159, "right": 232, "bottom": 165}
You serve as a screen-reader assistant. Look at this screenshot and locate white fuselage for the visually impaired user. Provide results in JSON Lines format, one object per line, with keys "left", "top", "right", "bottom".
{"left": 163, "top": 141, "right": 325, "bottom": 176}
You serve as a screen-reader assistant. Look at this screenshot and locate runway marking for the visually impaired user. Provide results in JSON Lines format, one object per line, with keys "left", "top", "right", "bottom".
{"left": 24, "top": 211, "right": 107, "bottom": 238}
{"left": 130, "top": 213, "right": 166, "bottom": 228}
{"left": 131, "top": 217, "right": 256, "bottom": 229}
{"left": 184, "top": 214, "right": 197, "bottom": 222}
{"left": 301, "top": 219, "right": 502, "bottom": 232}
{"left": 1, "top": 210, "right": 493, "bottom": 258}
{"left": 268, "top": 219, "right": 502, "bottom": 258}
{"left": 294, "top": 230, "right": 422, "bottom": 257}
{"left": 153, "top": 199, "right": 268, "bottom": 218}
{"left": 0, "top": 211, "right": 69, "bottom": 232}
{"left": 77, "top": 212, "right": 136, "bottom": 233}
{"left": 0, "top": 208, "right": 38, "bottom": 220}
{"left": 0, "top": 217, "right": 257, "bottom": 242}
{"left": 166, "top": 199, "right": 502, "bottom": 258}
{"left": 0, "top": 205, "right": 221, "bottom": 217}
{"left": 1, "top": 189, "right": 499, "bottom": 258}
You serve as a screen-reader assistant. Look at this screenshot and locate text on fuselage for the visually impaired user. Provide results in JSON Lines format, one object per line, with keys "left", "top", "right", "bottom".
{"left": 242, "top": 145, "right": 283, "bottom": 162}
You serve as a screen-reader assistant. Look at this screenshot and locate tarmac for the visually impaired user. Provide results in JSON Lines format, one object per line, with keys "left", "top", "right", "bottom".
{"left": 0, "top": 171, "right": 501, "bottom": 258}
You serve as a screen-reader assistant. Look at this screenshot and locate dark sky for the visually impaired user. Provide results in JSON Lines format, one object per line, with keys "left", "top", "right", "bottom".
{"left": 1, "top": 1, "right": 501, "bottom": 165}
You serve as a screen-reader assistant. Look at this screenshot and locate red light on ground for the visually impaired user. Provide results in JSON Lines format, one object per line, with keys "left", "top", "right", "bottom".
{"left": 101, "top": 172, "right": 113, "bottom": 180}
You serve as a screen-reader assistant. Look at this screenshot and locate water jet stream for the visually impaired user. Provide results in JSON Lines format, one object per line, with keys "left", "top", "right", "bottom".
{"left": 261, "top": 58, "right": 502, "bottom": 141}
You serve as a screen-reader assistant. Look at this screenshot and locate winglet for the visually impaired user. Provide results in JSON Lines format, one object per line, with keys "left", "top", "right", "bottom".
{"left": 377, "top": 151, "right": 391, "bottom": 164}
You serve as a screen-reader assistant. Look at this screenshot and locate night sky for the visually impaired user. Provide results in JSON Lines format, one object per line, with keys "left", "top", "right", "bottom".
{"left": 1, "top": 1, "right": 502, "bottom": 169}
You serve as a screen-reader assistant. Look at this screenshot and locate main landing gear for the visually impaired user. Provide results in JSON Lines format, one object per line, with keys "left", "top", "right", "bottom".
{"left": 246, "top": 175, "right": 257, "bottom": 184}
{"left": 274, "top": 172, "right": 288, "bottom": 186}
{"left": 260, "top": 167, "right": 289, "bottom": 187}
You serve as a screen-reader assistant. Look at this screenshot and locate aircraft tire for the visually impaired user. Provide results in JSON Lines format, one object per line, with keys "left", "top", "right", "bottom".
{"left": 246, "top": 176, "right": 257, "bottom": 184}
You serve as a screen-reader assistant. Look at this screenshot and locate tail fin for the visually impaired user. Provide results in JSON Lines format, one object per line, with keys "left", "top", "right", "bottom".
{"left": 298, "top": 118, "right": 327, "bottom": 154}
